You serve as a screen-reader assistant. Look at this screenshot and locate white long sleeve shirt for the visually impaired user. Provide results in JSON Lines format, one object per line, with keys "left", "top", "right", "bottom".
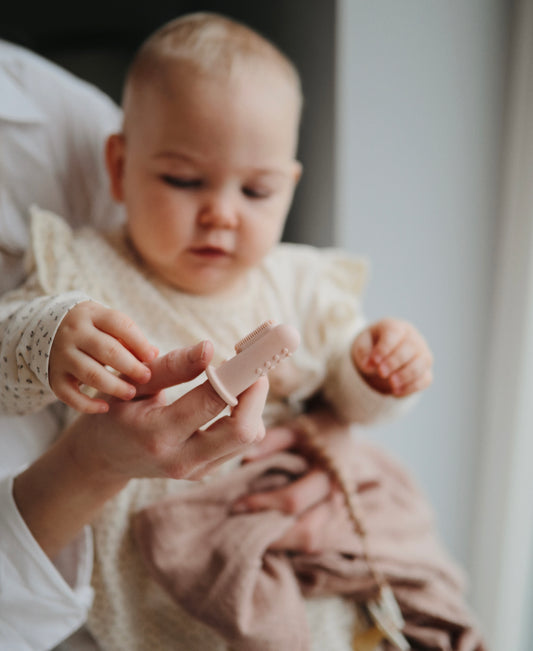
{"left": 0, "top": 40, "right": 122, "bottom": 651}
{"left": 0, "top": 39, "right": 123, "bottom": 294}
{"left": 0, "top": 473, "right": 94, "bottom": 650}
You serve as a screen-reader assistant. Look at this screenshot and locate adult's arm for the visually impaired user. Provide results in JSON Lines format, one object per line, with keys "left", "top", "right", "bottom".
{"left": 0, "top": 41, "right": 123, "bottom": 649}
{"left": 234, "top": 408, "right": 355, "bottom": 553}
{"left": 14, "top": 341, "right": 268, "bottom": 558}
{"left": 1, "top": 342, "right": 267, "bottom": 650}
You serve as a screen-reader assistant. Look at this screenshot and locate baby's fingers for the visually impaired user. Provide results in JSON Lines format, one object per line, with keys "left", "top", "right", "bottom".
{"left": 53, "top": 375, "right": 110, "bottom": 414}
{"left": 369, "top": 319, "right": 407, "bottom": 366}
{"left": 375, "top": 339, "right": 418, "bottom": 379}
{"left": 67, "top": 350, "right": 138, "bottom": 401}
{"left": 82, "top": 330, "right": 152, "bottom": 384}
{"left": 389, "top": 355, "right": 433, "bottom": 396}
{"left": 92, "top": 308, "right": 158, "bottom": 366}
{"left": 351, "top": 328, "right": 374, "bottom": 373}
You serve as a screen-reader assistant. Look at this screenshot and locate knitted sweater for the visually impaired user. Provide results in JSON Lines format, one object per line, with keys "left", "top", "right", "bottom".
{"left": 0, "top": 208, "right": 412, "bottom": 650}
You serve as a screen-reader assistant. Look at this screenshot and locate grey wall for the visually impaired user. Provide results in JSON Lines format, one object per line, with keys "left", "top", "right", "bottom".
{"left": 334, "top": 0, "right": 511, "bottom": 576}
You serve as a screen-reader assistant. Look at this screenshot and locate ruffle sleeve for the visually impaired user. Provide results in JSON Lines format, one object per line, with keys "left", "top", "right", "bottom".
{"left": 29, "top": 205, "right": 92, "bottom": 295}
{"left": 277, "top": 243, "right": 369, "bottom": 363}
{"left": 274, "top": 243, "right": 415, "bottom": 425}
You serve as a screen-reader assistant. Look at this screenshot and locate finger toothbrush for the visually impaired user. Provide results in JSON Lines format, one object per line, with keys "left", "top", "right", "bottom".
{"left": 206, "top": 320, "right": 300, "bottom": 406}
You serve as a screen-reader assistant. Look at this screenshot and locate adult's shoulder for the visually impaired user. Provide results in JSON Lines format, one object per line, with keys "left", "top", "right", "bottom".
{"left": 0, "top": 40, "right": 124, "bottom": 260}
{"left": 0, "top": 39, "right": 119, "bottom": 123}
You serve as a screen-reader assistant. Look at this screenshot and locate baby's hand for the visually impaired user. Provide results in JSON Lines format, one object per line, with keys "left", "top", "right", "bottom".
{"left": 49, "top": 301, "right": 158, "bottom": 413}
{"left": 351, "top": 318, "right": 433, "bottom": 397}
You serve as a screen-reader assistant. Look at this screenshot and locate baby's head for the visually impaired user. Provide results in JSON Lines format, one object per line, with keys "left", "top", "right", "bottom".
{"left": 106, "top": 12, "right": 303, "bottom": 296}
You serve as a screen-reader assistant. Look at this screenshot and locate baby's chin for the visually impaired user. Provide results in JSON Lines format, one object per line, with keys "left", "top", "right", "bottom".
{"left": 161, "top": 270, "right": 249, "bottom": 299}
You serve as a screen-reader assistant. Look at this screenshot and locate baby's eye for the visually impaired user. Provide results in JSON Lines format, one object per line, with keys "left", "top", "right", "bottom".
{"left": 161, "top": 175, "right": 203, "bottom": 189}
{"left": 242, "top": 185, "right": 272, "bottom": 199}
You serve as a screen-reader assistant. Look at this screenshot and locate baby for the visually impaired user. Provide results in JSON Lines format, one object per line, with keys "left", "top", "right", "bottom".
{"left": 0, "top": 12, "right": 439, "bottom": 651}
{"left": 0, "top": 19, "right": 431, "bottom": 419}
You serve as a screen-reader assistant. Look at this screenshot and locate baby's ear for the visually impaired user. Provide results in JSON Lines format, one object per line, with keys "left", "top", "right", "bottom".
{"left": 105, "top": 133, "right": 126, "bottom": 202}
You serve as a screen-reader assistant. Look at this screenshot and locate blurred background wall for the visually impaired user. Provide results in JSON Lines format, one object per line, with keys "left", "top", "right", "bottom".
{"left": 335, "top": 0, "right": 509, "bottom": 581}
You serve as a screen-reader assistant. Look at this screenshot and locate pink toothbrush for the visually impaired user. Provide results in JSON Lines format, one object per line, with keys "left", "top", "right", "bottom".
{"left": 206, "top": 320, "right": 300, "bottom": 406}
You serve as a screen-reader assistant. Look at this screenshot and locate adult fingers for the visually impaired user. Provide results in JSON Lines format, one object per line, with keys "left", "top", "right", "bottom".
{"left": 136, "top": 341, "right": 214, "bottom": 396}
{"left": 231, "top": 468, "right": 331, "bottom": 516}
{"left": 186, "top": 448, "right": 247, "bottom": 481}
{"left": 242, "top": 425, "right": 299, "bottom": 462}
{"left": 268, "top": 498, "right": 333, "bottom": 553}
{"left": 178, "top": 377, "right": 269, "bottom": 478}
{"left": 186, "top": 436, "right": 269, "bottom": 480}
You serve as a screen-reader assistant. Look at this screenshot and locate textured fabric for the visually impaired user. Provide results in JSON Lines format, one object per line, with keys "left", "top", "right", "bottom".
{"left": 0, "top": 474, "right": 94, "bottom": 651}
{"left": 0, "top": 42, "right": 123, "bottom": 650}
{"left": 0, "top": 208, "right": 414, "bottom": 651}
{"left": 0, "top": 284, "right": 90, "bottom": 414}
{"left": 133, "top": 440, "right": 486, "bottom": 651}
{"left": 0, "top": 39, "right": 123, "bottom": 294}
{"left": 0, "top": 208, "right": 411, "bottom": 426}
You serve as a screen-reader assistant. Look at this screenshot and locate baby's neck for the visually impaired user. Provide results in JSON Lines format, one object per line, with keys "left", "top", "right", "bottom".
{"left": 168, "top": 271, "right": 251, "bottom": 301}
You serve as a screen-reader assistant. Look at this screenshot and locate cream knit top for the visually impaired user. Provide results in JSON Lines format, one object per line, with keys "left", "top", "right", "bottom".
{"left": 0, "top": 208, "right": 408, "bottom": 650}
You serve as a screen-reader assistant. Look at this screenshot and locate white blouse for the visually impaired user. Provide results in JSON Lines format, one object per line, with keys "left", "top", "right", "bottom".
{"left": 0, "top": 39, "right": 122, "bottom": 650}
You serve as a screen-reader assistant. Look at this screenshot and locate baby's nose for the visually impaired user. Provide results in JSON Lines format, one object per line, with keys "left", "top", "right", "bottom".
{"left": 197, "top": 194, "right": 239, "bottom": 229}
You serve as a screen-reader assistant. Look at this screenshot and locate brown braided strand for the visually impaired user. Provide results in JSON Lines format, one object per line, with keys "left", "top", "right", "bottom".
{"left": 293, "top": 414, "right": 388, "bottom": 592}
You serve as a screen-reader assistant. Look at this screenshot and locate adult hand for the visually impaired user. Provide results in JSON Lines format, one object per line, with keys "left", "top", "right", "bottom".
{"left": 233, "top": 409, "right": 351, "bottom": 553}
{"left": 14, "top": 340, "right": 268, "bottom": 557}
{"left": 68, "top": 340, "right": 269, "bottom": 483}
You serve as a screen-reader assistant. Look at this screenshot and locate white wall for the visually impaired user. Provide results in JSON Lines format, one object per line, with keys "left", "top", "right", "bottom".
{"left": 470, "top": 3, "right": 533, "bottom": 648}
{"left": 334, "top": 0, "right": 510, "bottom": 580}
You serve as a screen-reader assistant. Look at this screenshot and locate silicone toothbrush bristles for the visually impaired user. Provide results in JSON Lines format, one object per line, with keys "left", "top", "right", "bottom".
{"left": 234, "top": 320, "right": 275, "bottom": 353}
{"left": 206, "top": 321, "right": 301, "bottom": 406}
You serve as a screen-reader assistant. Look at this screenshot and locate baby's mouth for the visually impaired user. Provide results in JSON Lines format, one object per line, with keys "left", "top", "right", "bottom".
{"left": 189, "top": 245, "right": 230, "bottom": 259}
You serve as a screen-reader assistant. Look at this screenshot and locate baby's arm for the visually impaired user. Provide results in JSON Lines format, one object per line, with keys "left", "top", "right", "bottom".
{"left": 49, "top": 301, "right": 158, "bottom": 413}
{"left": 0, "top": 280, "right": 88, "bottom": 415}
{"left": 321, "top": 318, "right": 433, "bottom": 425}
{"left": 351, "top": 318, "right": 433, "bottom": 397}
{"left": 0, "top": 276, "right": 157, "bottom": 415}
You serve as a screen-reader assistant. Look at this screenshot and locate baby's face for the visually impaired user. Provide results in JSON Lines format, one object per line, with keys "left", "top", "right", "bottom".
{"left": 107, "top": 63, "right": 301, "bottom": 296}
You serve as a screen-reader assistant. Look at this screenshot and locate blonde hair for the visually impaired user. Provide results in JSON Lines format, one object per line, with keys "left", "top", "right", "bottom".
{"left": 124, "top": 12, "right": 302, "bottom": 113}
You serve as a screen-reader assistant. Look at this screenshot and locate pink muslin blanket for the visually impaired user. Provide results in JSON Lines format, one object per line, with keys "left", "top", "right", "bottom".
{"left": 133, "top": 438, "right": 486, "bottom": 651}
